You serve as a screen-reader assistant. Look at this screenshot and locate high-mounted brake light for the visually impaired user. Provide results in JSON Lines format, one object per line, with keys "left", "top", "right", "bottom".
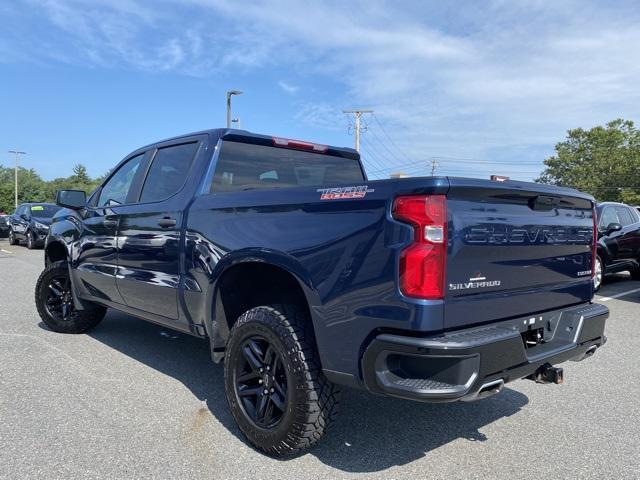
{"left": 393, "top": 195, "right": 447, "bottom": 299}
{"left": 272, "top": 137, "right": 329, "bottom": 153}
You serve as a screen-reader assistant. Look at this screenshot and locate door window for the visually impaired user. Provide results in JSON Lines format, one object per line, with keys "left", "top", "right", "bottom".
{"left": 615, "top": 207, "right": 634, "bottom": 227}
{"left": 599, "top": 207, "right": 619, "bottom": 228}
{"left": 139, "top": 142, "right": 199, "bottom": 203}
{"left": 98, "top": 154, "right": 145, "bottom": 207}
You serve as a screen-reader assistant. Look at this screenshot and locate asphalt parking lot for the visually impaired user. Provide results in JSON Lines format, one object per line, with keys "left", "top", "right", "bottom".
{"left": 1, "top": 239, "right": 639, "bottom": 480}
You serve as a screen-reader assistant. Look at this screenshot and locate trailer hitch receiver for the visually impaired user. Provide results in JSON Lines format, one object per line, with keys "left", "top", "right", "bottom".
{"left": 528, "top": 363, "right": 564, "bottom": 384}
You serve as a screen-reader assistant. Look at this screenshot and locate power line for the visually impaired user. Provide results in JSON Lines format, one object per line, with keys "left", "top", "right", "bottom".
{"left": 365, "top": 124, "right": 408, "bottom": 167}
{"left": 359, "top": 137, "right": 389, "bottom": 173}
{"left": 371, "top": 113, "right": 413, "bottom": 163}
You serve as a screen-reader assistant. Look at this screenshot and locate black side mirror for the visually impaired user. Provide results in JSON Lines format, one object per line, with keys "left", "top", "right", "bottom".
{"left": 606, "top": 222, "right": 622, "bottom": 236}
{"left": 56, "top": 190, "right": 87, "bottom": 210}
{"left": 20, "top": 213, "right": 29, "bottom": 221}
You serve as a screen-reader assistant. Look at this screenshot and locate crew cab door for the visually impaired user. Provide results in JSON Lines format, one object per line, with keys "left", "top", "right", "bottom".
{"left": 613, "top": 206, "right": 640, "bottom": 262}
{"left": 115, "top": 139, "right": 201, "bottom": 322}
{"left": 74, "top": 152, "right": 148, "bottom": 304}
{"left": 598, "top": 206, "right": 625, "bottom": 264}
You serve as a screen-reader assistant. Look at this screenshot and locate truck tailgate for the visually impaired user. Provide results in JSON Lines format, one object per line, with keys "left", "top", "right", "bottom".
{"left": 444, "top": 178, "right": 595, "bottom": 330}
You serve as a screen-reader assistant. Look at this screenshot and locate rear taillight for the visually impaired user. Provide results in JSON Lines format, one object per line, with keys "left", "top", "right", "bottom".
{"left": 392, "top": 195, "right": 447, "bottom": 299}
{"left": 592, "top": 205, "right": 597, "bottom": 279}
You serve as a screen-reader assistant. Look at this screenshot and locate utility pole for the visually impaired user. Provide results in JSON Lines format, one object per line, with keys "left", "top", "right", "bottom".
{"left": 430, "top": 158, "right": 439, "bottom": 176}
{"left": 343, "top": 109, "right": 373, "bottom": 152}
{"left": 8, "top": 150, "right": 26, "bottom": 209}
{"left": 226, "top": 90, "right": 243, "bottom": 128}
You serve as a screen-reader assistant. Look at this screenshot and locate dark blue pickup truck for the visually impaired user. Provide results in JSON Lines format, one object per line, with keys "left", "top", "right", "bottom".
{"left": 36, "top": 129, "right": 608, "bottom": 456}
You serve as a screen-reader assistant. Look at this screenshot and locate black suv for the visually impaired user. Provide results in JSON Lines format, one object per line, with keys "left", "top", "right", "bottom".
{"left": 8, "top": 203, "right": 62, "bottom": 249}
{"left": 594, "top": 202, "right": 640, "bottom": 289}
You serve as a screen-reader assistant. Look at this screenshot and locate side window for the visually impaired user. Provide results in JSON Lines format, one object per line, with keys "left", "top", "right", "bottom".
{"left": 98, "top": 153, "right": 145, "bottom": 207}
{"left": 599, "top": 207, "right": 619, "bottom": 228}
{"left": 627, "top": 207, "right": 639, "bottom": 224}
{"left": 139, "top": 142, "right": 198, "bottom": 203}
{"left": 615, "top": 206, "right": 634, "bottom": 227}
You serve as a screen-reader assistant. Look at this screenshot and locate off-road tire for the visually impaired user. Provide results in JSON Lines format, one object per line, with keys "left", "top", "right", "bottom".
{"left": 224, "top": 304, "right": 340, "bottom": 456}
{"left": 35, "top": 260, "right": 106, "bottom": 333}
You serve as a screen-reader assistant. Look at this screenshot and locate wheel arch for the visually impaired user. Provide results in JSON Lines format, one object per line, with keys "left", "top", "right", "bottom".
{"left": 45, "top": 240, "right": 70, "bottom": 267}
{"left": 206, "top": 251, "right": 321, "bottom": 363}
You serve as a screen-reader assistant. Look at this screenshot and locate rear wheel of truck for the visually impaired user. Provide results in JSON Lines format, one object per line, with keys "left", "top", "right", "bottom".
{"left": 35, "top": 260, "right": 106, "bottom": 333}
{"left": 224, "top": 304, "right": 340, "bottom": 456}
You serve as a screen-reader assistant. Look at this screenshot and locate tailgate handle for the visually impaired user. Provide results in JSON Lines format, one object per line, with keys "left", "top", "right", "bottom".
{"left": 529, "top": 195, "right": 561, "bottom": 211}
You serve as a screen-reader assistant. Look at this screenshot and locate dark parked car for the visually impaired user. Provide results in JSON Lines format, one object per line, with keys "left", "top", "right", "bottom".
{"left": 36, "top": 129, "right": 608, "bottom": 456}
{"left": 594, "top": 201, "right": 640, "bottom": 290}
{"left": 0, "top": 214, "right": 10, "bottom": 238}
{"left": 8, "top": 203, "right": 62, "bottom": 249}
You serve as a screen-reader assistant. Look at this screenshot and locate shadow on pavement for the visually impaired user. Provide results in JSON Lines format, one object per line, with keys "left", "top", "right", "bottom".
{"left": 43, "top": 309, "right": 529, "bottom": 473}
{"left": 598, "top": 274, "right": 640, "bottom": 304}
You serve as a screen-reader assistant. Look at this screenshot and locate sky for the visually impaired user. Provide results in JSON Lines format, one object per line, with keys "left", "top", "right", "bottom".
{"left": 1, "top": 0, "right": 640, "bottom": 181}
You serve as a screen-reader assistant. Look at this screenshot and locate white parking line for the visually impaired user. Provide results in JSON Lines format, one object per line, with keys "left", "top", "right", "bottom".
{"left": 597, "top": 287, "right": 640, "bottom": 302}
{"left": 0, "top": 249, "right": 12, "bottom": 254}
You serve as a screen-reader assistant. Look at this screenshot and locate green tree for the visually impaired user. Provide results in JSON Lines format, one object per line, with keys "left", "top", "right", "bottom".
{"left": 0, "top": 163, "right": 103, "bottom": 214}
{"left": 538, "top": 119, "right": 640, "bottom": 203}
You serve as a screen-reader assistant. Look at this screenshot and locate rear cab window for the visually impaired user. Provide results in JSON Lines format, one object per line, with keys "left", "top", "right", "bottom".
{"left": 210, "top": 141, "right": 365, "bottom": 193}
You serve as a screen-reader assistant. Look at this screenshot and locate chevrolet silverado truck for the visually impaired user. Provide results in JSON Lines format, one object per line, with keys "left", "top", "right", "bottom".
{"left": 35, "top": 129, "right": 608, "bottom": 456}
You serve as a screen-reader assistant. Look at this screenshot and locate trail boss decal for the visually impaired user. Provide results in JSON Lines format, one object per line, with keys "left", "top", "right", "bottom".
{"left": 317, "top": 185, "right": 375, "bottom": 200}
{"left": 449, "top": 273, "right": 501, "bottom": 291}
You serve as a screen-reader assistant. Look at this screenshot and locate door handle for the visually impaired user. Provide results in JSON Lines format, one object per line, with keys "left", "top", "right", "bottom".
{"left": 103, "top": 219, "right": 118, "bottom": 228}
{"left": 158, "top": 217, "right": 177, "bottom": 229}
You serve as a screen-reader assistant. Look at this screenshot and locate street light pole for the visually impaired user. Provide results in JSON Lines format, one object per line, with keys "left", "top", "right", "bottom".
{"left": 8, "top": 150, "right": 26, "bottom": 209}
{"left": 226, "top": 90, "right": 243, "bottom": 128}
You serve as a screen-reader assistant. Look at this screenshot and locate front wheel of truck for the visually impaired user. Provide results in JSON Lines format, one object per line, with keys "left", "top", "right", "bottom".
{"left": 35, "top": 260, "right": 107, "bottom": 333}
{"left": 224, "top": 304, "right": 340, "bottom": 456}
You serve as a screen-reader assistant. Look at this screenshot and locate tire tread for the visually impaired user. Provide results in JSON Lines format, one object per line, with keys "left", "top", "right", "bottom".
{"left": 225, "top": 304, "right": 340, "bottom": 456}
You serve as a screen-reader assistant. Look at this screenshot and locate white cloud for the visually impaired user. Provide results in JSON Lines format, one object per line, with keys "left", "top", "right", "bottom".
{"left": 294, "top": 103, "right": 344, "bottom": 131}
{"left": 278, "top": 80, "right": 299, "bottom": 94}
{"left": 10, "top": 0, "right": 640, "bottom": 179}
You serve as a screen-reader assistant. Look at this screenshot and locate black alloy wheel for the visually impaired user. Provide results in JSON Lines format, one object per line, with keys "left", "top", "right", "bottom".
{"left": 44, "top": 273, "right": 76, "bottom": 322}
{"left": 35, "top": 260, "right": 106, "bottom": 333}
{"left": 234, "top": 335, "right": 288, "bottom": 429}
{"left": 223, "top": 304, "right": 340, "bottom": 456}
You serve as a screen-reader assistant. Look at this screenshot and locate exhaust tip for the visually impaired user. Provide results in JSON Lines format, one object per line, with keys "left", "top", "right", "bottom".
{"left": 463, "top": 379, "right": 504, "bottom": 402}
